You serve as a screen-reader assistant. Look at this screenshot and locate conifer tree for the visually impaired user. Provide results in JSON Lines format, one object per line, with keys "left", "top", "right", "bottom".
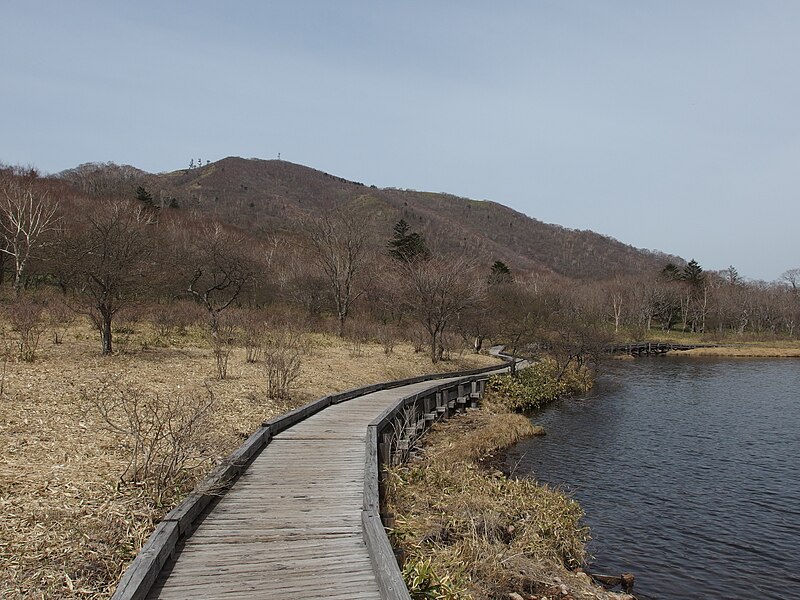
{"left": 488, "top": 260, "right": 512, "bottom": 285}
{"left": 388, "top": 219, "right": 429, "bottom": 263}
{"left": 682, "top": 259, "right": 704, "bottom": 286}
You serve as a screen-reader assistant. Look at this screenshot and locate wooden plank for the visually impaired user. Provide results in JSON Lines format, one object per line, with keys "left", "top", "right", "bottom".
{"left": 112, "top": 521, "right": 179, "bottom": 600}
{"left": 361, "top": 511, "right": 412, "bottom": 600}
{"left": 363, "top": 426, "right": 379, "bottom": 512}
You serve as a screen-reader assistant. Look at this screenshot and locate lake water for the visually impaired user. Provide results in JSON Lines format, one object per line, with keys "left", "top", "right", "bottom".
{"left": 505, "top": 357, "right": 800, "bottom": 600}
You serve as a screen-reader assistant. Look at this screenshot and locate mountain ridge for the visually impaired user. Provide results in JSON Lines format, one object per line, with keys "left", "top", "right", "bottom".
{"left": 61, "top": 156, "right": 681, "bottom": 279}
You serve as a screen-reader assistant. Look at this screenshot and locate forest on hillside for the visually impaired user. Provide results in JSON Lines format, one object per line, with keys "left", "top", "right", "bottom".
{"left": 1, "top": 161, "right": 798, "bottom": 369}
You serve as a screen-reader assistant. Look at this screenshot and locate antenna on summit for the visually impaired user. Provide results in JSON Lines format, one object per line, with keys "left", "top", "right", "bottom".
{"left": 277, "top": 152, "right": 281, "bottom": 161}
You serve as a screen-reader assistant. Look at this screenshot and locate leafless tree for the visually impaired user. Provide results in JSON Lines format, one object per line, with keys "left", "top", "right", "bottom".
{"left": 277, "top": 247, "right": 330, "bottom": 318}
{"left": 304, "top": 209, "right": 371, "bottom": 337}
{"left": 185, "top": 223, "right": 254, "bottom": 337}
{"left": 601, "top": 277, "right": 627, "bottom": 333}
{"left": 65, "top": 201, "right": 153, "bottom": 354}
{"left": 781, "top": 268, "right": 800, "bottom": 293}
{"left": 0, "top": 176, "right": 60, "bottom": 293}
{"left": 58, "top": 161, "right": 145, "bottom": 198}
{"left": 401, "top": 256, "right": 484, "bottom": 363}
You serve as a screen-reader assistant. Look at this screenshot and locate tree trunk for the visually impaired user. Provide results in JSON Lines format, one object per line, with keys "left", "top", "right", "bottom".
{"left": 430, "top": 332, "right": 439, "bottom": 364}
{"left": 337, "top": 312, "right": 346, "bottom": 338}
{"left": 101, "top": 314, "right": 113, "bottom": 355}
{"left": 208, "top": 308, "right": 219, "bottom": 339}
{"left": 13, "top": 272, "right": 24, "bottom": 297}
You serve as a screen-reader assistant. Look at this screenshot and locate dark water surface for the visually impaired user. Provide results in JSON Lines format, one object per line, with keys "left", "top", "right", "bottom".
{"left": 505, "top": 358, "right": 800, "bottom": 600}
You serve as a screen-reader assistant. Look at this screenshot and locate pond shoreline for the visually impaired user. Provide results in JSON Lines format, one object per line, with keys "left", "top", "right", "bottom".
{"left": 387, "top": 401, "right": 637, "bottom": 600}
{"left": 506, "top": 358, "right": 800, "bottom": 599}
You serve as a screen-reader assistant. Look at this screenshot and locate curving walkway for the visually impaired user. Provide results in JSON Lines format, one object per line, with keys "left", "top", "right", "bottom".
{"left": 147, "top": 377, "right": 466, "bottom": 599}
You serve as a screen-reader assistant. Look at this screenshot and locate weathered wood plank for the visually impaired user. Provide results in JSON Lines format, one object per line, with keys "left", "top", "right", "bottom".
{"left": 361, "top": 511, "right": 412, "bottom": 600}
{"left": 112, "top": 522, "right": 179, "bottom": 600}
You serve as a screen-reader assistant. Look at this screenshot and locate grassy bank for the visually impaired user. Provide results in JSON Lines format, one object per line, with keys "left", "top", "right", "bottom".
{"left": 386, "top": 402, "right": 633, "bottom": 600}
{"left": 0, "top": 318, "right": 499, "bottom": 599}
{"left": 632, "top": 330, "right": 800, "bottom": 357}
{"left": 681, "top": 344, "right": 800, "bottom": 357}
{"left": 489, "top": 359, "right": 593, "bottom": 412}
{"left": 386, "top": 364, "right": 634, "bottom": 600}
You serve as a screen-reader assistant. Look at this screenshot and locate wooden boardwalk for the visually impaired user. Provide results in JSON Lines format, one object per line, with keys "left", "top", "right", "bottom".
{"left": 147, "top": 378, "right": 464, "bottom": 599}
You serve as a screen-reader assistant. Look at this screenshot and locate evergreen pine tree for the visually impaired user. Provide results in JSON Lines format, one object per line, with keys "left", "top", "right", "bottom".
{"left": 388, "top": 219, "right": 430, "bottom": 262}
{"left": 135, "top": 186, "right": 155, "bottom": 208}
{"left": 488, "top": 260, "right": 512, "bottom": 285}
{"left": 682, "top": 259, "right": 704, "bottom": 286}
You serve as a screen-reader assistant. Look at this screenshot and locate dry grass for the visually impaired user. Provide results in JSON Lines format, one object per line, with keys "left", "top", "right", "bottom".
{"left": 386, "top": 405, "right": 633, "bottom": 600}
{"left": 0, "top": 318, "right": 499, "bottom": 599}
{"left": 636, "top": 330, "right": 800, "bottom": 356}
{"left": 681, "top": 344, "right": 800, "bottom": 357}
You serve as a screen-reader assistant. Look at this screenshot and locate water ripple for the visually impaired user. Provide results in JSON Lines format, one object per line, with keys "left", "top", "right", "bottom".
{"left": 506, "top": 357, "right": 800, "bottom": 600}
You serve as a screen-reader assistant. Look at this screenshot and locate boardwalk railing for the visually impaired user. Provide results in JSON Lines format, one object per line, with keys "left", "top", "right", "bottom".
{"left": 363, "top": 373, "right": 501, "bottom": 599}
{"left": 606, "top": 342, "right": 714, "bottom": 355}
{"left": 112, "top": 359, "right": 514, "bottom": 600}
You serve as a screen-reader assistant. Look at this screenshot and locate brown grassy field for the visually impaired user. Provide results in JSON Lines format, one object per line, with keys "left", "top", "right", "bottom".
{"left": 0, "top": 318, "right": 499, "bottom": 599}
{"left": 631, "top": 330, "right": 800, "bottom": 357}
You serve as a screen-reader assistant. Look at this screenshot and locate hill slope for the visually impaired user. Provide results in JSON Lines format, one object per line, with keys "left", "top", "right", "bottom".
{"left": 76, "top": 157, "right": 680, "bottom": 279}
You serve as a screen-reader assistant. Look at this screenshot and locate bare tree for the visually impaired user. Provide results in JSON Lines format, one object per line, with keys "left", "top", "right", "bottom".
{"left": 402, "top": 256, "right": 483, "bottom": 363}
{"left": 0, "top": 176, "right": 60, "bottom": 293}
{"left": 491, "top": 278, "right": 546, "bottom": 370}
{"left": 65, "top": 201, "right": 153, "bottom": 354}
{"left": 304, "top": 209, "right": 371, "bottom": 337}
{"left": 277, "top": 247, "right": 330, "bottom": 318}
{"left": 781, "top": 268, "right": 800, "bottom": 293}
{"left": 185, "top": 222, "right": 254, "bottom": 337}
{"left": 601, "top": 277, "right": 627, "bottom": 333}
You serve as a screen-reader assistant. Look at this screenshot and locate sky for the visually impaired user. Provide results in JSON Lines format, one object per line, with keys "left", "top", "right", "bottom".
{"left": 1, "top": 1, "right": 798, "bottom": 282}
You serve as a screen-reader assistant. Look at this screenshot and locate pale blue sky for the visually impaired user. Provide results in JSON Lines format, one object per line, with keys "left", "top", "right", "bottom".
{"left": 2, "top": 1, "right": 798, "bottom": 281}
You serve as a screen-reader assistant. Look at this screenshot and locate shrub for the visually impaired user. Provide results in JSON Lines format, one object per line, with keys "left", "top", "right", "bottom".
{"left": 378, "top": 324, "right": 398, "bottom": 355}
{"left": 489, "top": 359, "right": 592, "bottom": 412}
{"left": 88, "top": 384, "right": 215, "bottom": 501}
{"left": 45, "top": 299, "right": 75, "bottom": 344}
{"left": 264, "top": 330, "right": 305, "bottom": 400}
{"left": 6, "top": 297, "right": 46, "bottom": 362}
{"left": 410, "top": 326, "right": 427, "bottom": 354}
{"left": 151, "top": 300, "right": 204, "bottom": 337}
{"left": 346, "top": 320, "right": 371, "bottom": 358}
{"left": 210, "top": 321, "right": 236, "bottom": 380}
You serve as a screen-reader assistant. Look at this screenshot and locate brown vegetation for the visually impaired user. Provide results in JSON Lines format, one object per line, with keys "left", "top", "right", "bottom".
{"left": 386, "top": 404, "right": 633, "bottom": 600}
{"left": 681, "top": 344, "right": 800, "bottom": 357}
{"left": 66, "top": 156, "right": 680, "bottom": 280}
{"left": 0, "top": 317, "right": 497, "bottom": 599}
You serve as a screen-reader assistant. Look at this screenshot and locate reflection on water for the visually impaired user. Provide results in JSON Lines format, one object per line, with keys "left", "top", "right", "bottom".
{"left": 505, "top": 357, "right": 800, "bottom": 600}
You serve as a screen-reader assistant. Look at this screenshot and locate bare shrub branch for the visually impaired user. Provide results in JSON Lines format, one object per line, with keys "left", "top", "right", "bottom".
{"left": 5, "top": 296, "right": 46, "bottom": 362}
{"left": 87, "top": 384, "right": 215, "bottom": 500}
{"left": 264, "top": 330, "right": 305, "bottom": 400}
